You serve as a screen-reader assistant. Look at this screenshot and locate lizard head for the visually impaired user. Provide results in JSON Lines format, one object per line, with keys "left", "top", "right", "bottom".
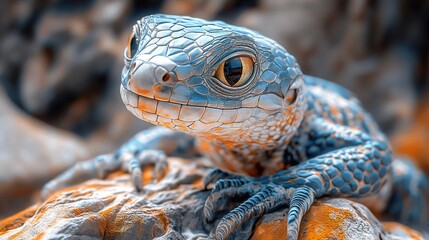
{"left": 121, "top": 15, "right": 306, "bottom": 150}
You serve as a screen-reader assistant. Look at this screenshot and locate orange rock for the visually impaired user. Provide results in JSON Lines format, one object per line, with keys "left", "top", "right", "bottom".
{"left": 252, "top": 199, "right": 424, "bottom": 240}
{"left": 0, "top": 158, "right": 210, "bottom": 239}
{"left": 0, "top": 205, "right": 37, "bottom": 235}
{"left": 251, "top": 216, "right": 288, "bottom": 240}
{"left": 0, "top": 158, "right": 424, "bottom": 240}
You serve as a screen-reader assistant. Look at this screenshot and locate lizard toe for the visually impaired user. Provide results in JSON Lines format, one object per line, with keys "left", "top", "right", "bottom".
{"left": 204, "top": 179, "right": 254, "bottom": 222}
{"left": 211, "top": 183, "right": 288, "bottom": 240}
{"left": 41, "top": 153, "right": 119, "bottom": 200}
{"left": 135, "top": 150, "right": 168, "bottom": 182}
{"left": 121, "top": 149, "right": 168, "bottom": 191}
{"left": 203, "top": 169, "right": 243, "bottom": 190}
{"left": 286, "top": 186, "right": 316, "bottom": 240}
{"left": 130, "top": 167, "right": 143, "bottom": 192}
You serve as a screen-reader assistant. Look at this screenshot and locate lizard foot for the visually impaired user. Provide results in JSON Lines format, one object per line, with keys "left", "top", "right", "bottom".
{"left": 203, "top": 169, "right": 244, "bottom": 190}
{"left": 203, "top": 169, "right": 316, "bottom": 240}
{"left": 120, "top": 149, "right": 167, "bottom": 191}
{"left": 41, "top": 150, "right": 167, "bottom": 200}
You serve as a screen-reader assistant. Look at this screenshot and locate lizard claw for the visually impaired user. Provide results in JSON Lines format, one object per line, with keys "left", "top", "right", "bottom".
{"left": 286, "top": 186, "right": 316, "bottom": 240}
{"left": 41, "top": 153, "right": 120, "bottom": 200}
{"left": 121, "top": 149, "right": 168, "bottom": 191}
{"left": 130, "top": 167, "right": 143, "bottom": 192}
{"left": 204, "top": 178, "right": 254, "bottom": 222}
{"left": 206, "top": 183, "right": 289, "bottom": 240}
{"left": 203, "top": 169, "right": 243, "bottom": 190}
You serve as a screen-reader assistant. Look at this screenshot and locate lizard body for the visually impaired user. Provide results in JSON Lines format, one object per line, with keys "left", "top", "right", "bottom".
{"left": 43, "top": 15, "right": 428, "bottom": 239}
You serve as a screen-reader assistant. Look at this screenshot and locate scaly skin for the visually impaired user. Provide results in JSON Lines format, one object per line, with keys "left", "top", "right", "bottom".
{"left": 43, "top": 15, "right": 428, "bottom": 239}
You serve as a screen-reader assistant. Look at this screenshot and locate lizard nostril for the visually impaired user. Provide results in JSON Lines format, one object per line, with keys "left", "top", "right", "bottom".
{"left": 162, "top": 73, "right": 171, "bottom": 82}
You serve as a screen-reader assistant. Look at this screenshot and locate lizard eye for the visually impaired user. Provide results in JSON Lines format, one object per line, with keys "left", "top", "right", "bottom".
{"left": 214, "top": 56, "right": 254, "bottom": 87}
{"left": 126, "top": 31, "right": 138, "bottom": 59}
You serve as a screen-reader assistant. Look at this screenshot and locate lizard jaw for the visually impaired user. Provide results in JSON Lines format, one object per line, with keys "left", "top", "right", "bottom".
{"left": 121, "top": 84, "right": 223, "bottom": 132}
{"left": 121, "top": 84, "right": 304, "bottom": 152}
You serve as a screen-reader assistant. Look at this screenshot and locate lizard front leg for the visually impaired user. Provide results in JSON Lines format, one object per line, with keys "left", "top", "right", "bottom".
{"left": 203, "top": 118, "right": 392, "bottom": 240}
{"left": 42, "top": 126, "right": 197, "bottom": 199}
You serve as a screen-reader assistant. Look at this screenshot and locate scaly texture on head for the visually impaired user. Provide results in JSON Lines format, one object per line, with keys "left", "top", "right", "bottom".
{"left": 120, "top": 14, "right": 306, "bottom": 151}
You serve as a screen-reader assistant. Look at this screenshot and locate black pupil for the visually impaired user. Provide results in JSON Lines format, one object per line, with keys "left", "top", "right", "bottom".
{"left": 224, "top": 57, "right": 242, "bottom": 86}
{"left": 130, "top": 35, "right": 138, "bottom": 57}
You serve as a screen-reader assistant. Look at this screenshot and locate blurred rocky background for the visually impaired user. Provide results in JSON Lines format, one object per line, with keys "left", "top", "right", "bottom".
{"left": 0, "top": 0, "right": 428, "bottom": 219}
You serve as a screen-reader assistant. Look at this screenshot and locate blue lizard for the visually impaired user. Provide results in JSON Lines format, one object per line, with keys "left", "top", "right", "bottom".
{"left": 42, "top": 15, "right": 428, "bottom": 239}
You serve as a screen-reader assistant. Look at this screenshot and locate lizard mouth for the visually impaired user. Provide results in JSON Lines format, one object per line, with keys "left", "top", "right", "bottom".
{"left": 121, "top": 84, "right": 294, "bottom": 150}
{"left": 120, "top": 85, "right": 226, "bottom": 132}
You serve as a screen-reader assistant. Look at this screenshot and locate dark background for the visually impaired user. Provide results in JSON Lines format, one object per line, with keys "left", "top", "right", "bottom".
{"left": 0, "top": 0, "right": 428, "bottom": 217}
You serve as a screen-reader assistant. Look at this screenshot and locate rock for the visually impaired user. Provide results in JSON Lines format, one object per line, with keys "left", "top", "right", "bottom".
{"left": 0, "top": 157, "right": 423, "bottom": 239}
{"left": 253, "top": 198, "right": 424, "bottom": 240}
{"left": 0, "top": 88, "right": 90, "bottom": 218}
{"left": 0, "top": 157, "right": 213, "bottom": 240}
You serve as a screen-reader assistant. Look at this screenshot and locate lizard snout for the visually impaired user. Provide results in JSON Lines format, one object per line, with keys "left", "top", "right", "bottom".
{"left": 128, "top": 54, "right": 178, "bottom": 97}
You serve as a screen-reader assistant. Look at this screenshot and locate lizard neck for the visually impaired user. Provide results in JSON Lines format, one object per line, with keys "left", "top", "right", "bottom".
{"left": 197, "top": 136, "right": 290, "bottom": 177}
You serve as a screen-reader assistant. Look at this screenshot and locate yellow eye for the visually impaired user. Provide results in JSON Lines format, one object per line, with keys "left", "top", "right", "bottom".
{"left": 214, "top": 56, "right": 254, "bottom": 87}
{"left": 127, "top": 31, "right": 138, "bottom": 58}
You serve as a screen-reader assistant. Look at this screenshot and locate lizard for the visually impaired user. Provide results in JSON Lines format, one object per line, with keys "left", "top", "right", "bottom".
{"left": 42, "top": 14, "right": 428, "bottom": 239}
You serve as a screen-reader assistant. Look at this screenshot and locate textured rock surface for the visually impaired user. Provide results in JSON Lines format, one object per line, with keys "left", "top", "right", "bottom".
{"left": 0, "top": 89, "right": 90, "bottom": 218}
{"left": 0, "top": 157, "right": 423, "bottom": 240}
